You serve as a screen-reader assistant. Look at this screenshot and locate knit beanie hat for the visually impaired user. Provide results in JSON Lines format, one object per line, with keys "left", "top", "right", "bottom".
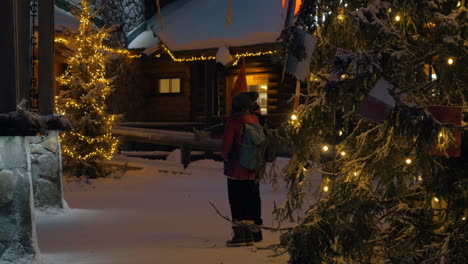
{"left": 232, "top": 91, "right": 259, "bottom": 113}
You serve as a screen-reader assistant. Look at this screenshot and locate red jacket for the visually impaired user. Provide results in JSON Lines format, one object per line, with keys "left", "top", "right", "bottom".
{"left": 222, "top": 111, "right": 259, "bottom": 180}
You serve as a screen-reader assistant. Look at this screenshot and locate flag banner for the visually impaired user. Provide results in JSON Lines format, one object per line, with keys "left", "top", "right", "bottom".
{"left": 357, "top": 78, "right": 397, "bottom": 123}
{"left": 286, "top": 27, "right": 317, "bottom": 81}
{"left": 428, "top": 105, "right": 462, "bottom": 157}
{"left": 231, "top": 57, "right": 247, "bottom": 96}
{"left": 216, "top": 46, "right": 233, "bottom": 66}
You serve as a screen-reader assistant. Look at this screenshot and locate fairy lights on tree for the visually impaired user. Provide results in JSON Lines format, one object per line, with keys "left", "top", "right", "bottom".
{"left": 56, "top": 0, "right": 119, "bottom": 178}
{"left": 272, "top": 1, "right": 467, "bottom": 263}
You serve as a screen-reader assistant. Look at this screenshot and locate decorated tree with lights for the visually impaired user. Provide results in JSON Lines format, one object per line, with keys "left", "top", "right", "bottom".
{"left": 56, "top": 0, "right": 119, "bottom": 178}
{"left": 273, "top": 0, "right": 467, "bottom": 263}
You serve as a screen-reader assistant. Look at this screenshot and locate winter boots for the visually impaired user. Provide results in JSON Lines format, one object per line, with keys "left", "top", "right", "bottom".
{"left": 226, "top": 226, "right": 253, "bottom": 247}
{"left": 245, "top": 220, "right": 263, "bottom": 242}
{"left": 226, "top": 221, "right": 263, "bottom": 247}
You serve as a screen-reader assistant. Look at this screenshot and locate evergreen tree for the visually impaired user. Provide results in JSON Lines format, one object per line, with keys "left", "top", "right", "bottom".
{"left": 274, "top": 0, "right": 467, "bottom": 263}
{"left": 56, "top": 0, "right": 119, "bottom": 178}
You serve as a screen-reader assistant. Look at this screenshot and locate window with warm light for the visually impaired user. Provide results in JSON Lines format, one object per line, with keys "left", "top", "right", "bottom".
{"left": 158, "top": 78, "right": 181, "bottom": 94}
{"left": 246, "top": 74, "right": 268, "bottom": 114}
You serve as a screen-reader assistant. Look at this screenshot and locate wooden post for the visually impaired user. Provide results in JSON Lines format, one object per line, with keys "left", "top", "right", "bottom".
{"left": 38, "top": 0, "right": 55, "bottom": 115}
{"left": 181, "top": 145, "right": 192, "bottom": 168}
{"left": 15, "top": 0, "right": 32, "bottom": 104}
{"left": 0, "top": 0, "right": 17, "bottom": 113}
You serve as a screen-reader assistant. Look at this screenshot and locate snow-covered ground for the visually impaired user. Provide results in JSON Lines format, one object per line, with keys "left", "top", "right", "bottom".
{"left": 35, "top": 150, "right": 316, "bottom": 264}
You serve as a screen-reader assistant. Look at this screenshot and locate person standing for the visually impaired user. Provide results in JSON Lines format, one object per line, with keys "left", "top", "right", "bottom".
{"left": 222, "top": 91, "right": 263, "bottom": 247}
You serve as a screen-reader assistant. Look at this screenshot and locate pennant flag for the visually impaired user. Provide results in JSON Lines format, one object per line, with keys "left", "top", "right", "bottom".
{"left": 216, "top": 46, "right": 233, "bottom": 66}
{"left": 286, "top": 27, "right": 317, "bottom": 81}
{"left": 231, "top": 57, "right": 247, "bottom": 96}
{"left": 226, "top": 0, "right": 232, "bottom": 28}
{"left": 357, "top": 78, "right": 397, "bottom": 123}
{"left": 428, "top": 105, "right": 462, "bottom": 157}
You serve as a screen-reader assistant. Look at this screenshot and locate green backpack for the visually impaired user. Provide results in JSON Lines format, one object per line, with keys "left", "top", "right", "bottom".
{"left": 239, "top": 123, "right": 277, "bottom": 171}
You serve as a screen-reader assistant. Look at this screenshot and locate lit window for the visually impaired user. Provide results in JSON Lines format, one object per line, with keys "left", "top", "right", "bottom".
{"left": 159, "top": 78, "right": 181, "bottom": 94}
{"left": 246, "top": 74, "right": 268, "bottom": 114}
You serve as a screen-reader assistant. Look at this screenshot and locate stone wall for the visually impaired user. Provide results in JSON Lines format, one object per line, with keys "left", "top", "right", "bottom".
{"left": 29, "top": 131, "right": 64, "bottom": 209}
{"left": 0, "top": 137, "right": 39, "bottom": 263}
{"left": 62, "top": 0, "right": 146, "bottom": 46}
{"left": 121, "top": 0, "right": 146, "bottom": 35}
{"left": 101, "top": 0, "right": 146, "bottom": 46}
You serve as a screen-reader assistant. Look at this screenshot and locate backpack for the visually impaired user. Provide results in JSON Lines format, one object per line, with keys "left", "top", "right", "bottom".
{"left": 239, "top": 123, "right": 277, "bottom": 171}
{"left": 239, "top": 123, "right": 266, "bottom": 171}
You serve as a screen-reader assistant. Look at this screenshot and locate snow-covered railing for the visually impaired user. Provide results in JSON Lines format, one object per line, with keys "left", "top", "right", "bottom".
{"left": 112, "top": 126, "right": 221, "bottom": 167}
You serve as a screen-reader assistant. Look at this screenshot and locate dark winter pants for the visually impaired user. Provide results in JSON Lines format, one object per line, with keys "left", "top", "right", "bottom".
{"left": 227, "top": 178, "right": 262, "bottom": 226}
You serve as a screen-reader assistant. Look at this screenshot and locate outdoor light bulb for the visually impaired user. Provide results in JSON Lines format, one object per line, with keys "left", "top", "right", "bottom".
{"left": 431, "top": 73, "right": 437, "bottom": 80}
{"left": 337, "top": 14, "right": 344, "bottom": 21}
{"left": 322, "top": 145, "right": 329, "bottom": 152}
{"left": 340, "top": 151, "right": 346, "bottom": 156}
{"left": 405, "top": 158, "right": 412, "bottom": 165}
{"left": 463, "top": 216, "right": 466, "bottom": 221}
{"left": 291, "top": 114, "right": 298, "bottom": 120}
{"left": 433, "top": 197, "right": 440, "bottom": 202}
{"left": 338, "top": 130, "right": 343, "bottom": 136}
{"left": 457, "top": 1, "right": 461, "bottom": 7}
{"left": 395, "top": 15, "right": 401, "bottom": 22}
{"left": 353, "top": 172, "right": 358, "bottom": 176}
{"left": 418, "top": 175, "right": 423, "bottom": 182}
{"left": 447, "top": 58, "right": 454, "bottom": 65}
{"left": 303, "top": 167, "right": 308, "bottom": 172}
{"left": 323, "top": 186, "right": 329, "bottom": 192}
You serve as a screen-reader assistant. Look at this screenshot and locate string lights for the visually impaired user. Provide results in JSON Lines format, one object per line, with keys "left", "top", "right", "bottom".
{"left": 54, "top": 37, "right": 142, "bottom": 59}
{"left": 156, "top": 44, "right": 277, "bottom": 64}
{"left": 56, "top": 0, "right": 119, "bottom": 163}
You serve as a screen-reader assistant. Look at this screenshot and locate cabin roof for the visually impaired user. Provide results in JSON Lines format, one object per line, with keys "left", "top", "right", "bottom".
{"left": 54, "top": 5, "right": 80, "bottom": 31}
{"left": 129, "top": 0, "right": 290, "bottom": 54}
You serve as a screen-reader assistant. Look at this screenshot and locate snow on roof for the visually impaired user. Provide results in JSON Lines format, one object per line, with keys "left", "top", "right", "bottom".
{"left": 140, "top": 0, "right": 288, "bottom": 52}
{"left": 127, "top": 29, "right": 160, "bottom": 50}
{"left": 55, "top": 6, "right": 80, "bottom": 31}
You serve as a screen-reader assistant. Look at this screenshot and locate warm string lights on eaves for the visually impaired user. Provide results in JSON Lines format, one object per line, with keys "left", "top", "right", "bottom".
{"left": 156, "top": 44, "right": 277, "bottom": 64}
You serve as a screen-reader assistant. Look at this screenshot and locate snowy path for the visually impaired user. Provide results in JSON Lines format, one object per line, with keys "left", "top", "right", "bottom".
{"left": 36, "top": 154, "right": 293, "bottom": 264}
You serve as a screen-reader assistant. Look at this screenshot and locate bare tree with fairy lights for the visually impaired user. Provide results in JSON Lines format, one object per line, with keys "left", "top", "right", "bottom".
{"left": 56, "top": 0, "right": 119, "bottom": 179}
{"left": 270, "top": 0, "right": 467, "bottom": 263}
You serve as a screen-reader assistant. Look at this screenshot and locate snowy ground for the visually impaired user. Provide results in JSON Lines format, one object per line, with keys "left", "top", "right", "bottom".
{"left": 35, "top": 150, "right": 321, "bottom": 264}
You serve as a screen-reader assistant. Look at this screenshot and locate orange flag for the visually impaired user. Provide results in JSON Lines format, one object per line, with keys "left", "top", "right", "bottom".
{"left": 231, "top": 58, "right": 247, "bottom": 96}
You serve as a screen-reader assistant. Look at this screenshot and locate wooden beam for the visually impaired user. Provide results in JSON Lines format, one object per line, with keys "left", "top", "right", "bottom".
{"left": 38, "top": 0, "right": 55, "bottom": 115}
{"left": 0, "top": 0, "right": 17, "bottom": 113}
{"left": 112, "top": 126, "right": 221, "bottom": 151}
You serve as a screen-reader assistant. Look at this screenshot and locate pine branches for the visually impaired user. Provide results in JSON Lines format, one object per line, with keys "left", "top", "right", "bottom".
{"left": 273, "top": 0, "right": 467, "bottom": 263}
{"left": 56, "top": 0, "right": 119, "bottom": 178}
